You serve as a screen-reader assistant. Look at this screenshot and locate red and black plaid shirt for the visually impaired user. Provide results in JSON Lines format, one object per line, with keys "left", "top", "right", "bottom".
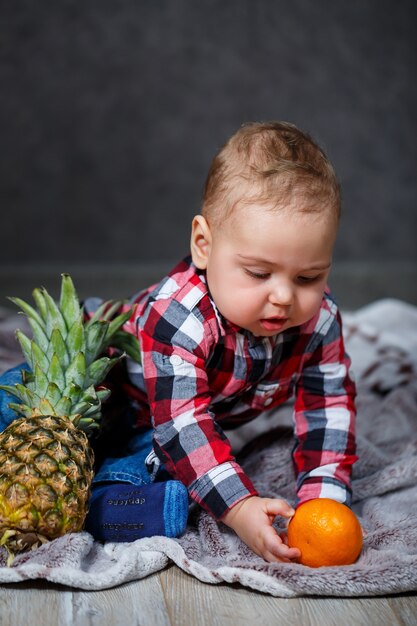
{"left": 93, "top": 257, "right": 357, "bottom": 519}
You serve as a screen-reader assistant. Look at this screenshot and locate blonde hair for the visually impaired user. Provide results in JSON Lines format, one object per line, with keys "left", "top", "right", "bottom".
{"left": 202, "top": 121, "right": 341, "bottom": 228}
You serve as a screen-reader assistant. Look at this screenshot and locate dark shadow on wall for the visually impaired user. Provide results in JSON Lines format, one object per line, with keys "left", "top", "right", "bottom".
{"left": 0, "top": 1, "right": 416, "bottom": 304}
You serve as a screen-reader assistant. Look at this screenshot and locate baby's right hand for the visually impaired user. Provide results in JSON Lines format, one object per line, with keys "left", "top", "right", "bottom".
{"left": 221, "top": 495, "right": 301, "bottom": 563}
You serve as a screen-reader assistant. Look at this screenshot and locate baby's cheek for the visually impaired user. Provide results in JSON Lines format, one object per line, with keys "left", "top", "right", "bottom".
{"left": 297, "top": 290, "right": 324, "bottom": 322}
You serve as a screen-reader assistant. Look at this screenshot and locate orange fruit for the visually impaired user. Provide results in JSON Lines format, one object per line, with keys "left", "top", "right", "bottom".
{"left": 287, "top": 498, "right": 363, "bottom": 567}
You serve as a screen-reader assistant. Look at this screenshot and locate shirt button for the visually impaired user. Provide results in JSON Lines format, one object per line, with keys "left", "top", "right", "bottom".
{"left": 264, "top": 397, "right": 273, "bottom": 406}
{"left": 169, "top": 355, "right": 183, "bottom": 366}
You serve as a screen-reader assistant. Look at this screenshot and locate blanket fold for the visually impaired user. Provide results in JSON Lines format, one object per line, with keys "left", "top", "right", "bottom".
{"left": 0, "top": 298, "right": 416, "bottom": 596}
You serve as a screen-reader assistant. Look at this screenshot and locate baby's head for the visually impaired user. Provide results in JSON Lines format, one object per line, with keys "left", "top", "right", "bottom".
{"left": 191, "top": 121, "right": 341, "bottom": 336}
{"left": 201, "top": 120, "right": 340, "bottom": 230}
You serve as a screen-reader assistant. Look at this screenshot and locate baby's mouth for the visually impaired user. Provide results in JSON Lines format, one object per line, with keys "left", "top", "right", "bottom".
{"left": 259, "top": 317, "right": 288, "bottom": 332}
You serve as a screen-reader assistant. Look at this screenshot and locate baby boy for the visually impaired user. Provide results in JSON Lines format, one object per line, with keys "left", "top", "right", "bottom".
{"left": 85, "top": 121, "right": 357, "bottom": 562}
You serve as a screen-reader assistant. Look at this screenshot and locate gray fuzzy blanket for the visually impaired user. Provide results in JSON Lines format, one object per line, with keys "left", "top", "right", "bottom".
{"left": 0, "top": 299, "right": 416, "bottom": 596}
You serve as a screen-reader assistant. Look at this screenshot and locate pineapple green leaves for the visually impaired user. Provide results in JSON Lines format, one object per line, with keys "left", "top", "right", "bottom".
{"left": 0, "top": 274, "right": 141, "bottom": 434}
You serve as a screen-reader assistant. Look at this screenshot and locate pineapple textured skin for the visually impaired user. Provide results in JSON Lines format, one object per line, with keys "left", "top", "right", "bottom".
{"left": 0, "top": 414, "right": 93, "bottom": 546}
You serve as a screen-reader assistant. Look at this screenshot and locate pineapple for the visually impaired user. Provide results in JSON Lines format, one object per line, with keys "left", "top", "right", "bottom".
{"left": 0, "top": 274, "right": 140, "bottom": 561}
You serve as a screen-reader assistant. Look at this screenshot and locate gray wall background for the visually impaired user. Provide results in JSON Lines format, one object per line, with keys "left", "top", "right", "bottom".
{"left": 1, "top": 1, "right": 416, "bottom": 307}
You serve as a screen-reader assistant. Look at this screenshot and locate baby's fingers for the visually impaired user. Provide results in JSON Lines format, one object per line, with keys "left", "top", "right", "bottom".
{"left": 271, "top": 543, "right": 301, "bottom": 561}
{"left": 262, "top": 550, "right": 293, "bottom": 563}
{"left": 263, "top": 527, "right": 301, "bottom": 562}
{"left": 264, "top": 499, "right": 295, "bottom": 519}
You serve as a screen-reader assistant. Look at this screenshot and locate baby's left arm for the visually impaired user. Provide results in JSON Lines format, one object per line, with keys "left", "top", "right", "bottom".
{"left": 293, "top": 307, "right": 357, "bottom": 505}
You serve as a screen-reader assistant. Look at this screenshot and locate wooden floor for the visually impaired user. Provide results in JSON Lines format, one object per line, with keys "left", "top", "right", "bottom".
{"left": 0, "top": 564, "right": 416, "bottom": 626}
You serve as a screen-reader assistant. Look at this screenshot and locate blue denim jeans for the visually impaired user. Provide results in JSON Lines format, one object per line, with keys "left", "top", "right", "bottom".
{"left": 0, "top": 364, "right": 162, "bottom": 488}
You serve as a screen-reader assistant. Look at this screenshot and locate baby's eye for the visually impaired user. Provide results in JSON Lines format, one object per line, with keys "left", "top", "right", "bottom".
{"left": 245, "top": 269, "right": 271, "bottom": 280}
{"left": 297, "top": 275, "right": 321, "bottom": 284}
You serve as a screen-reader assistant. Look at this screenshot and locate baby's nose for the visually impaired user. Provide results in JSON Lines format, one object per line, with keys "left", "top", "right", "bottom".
{"left": 268, "top": 282, "right": 293, "bottom": 306}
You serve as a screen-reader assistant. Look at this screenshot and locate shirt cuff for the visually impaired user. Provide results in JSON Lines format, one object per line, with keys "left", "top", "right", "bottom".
{"left": 188, "top": 461, "right": 258, "bottom": 519}
{"left": 297, "top": 478, "right": 352, "bottom": 507}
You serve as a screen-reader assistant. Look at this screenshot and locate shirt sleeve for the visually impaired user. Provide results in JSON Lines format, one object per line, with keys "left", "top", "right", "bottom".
{"left": 139, "top": 300, "right": 258, "bottom": 519}
{"left": 292, "top": 305, "right": 357, "bottom": 506}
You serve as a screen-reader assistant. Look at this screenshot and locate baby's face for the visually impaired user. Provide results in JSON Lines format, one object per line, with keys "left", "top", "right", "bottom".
{"left": 203, "top": 202, "right": 337, "bottom": 336}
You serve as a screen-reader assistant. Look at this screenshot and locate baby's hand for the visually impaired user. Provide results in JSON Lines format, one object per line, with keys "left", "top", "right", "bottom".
{"left": 221, "top": 496, "right": 301, "bottom": 563}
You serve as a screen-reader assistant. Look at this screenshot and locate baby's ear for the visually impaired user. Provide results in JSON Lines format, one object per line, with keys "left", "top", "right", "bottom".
{"left": 190, "top": 215, "right": 212, "bottom": 269}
